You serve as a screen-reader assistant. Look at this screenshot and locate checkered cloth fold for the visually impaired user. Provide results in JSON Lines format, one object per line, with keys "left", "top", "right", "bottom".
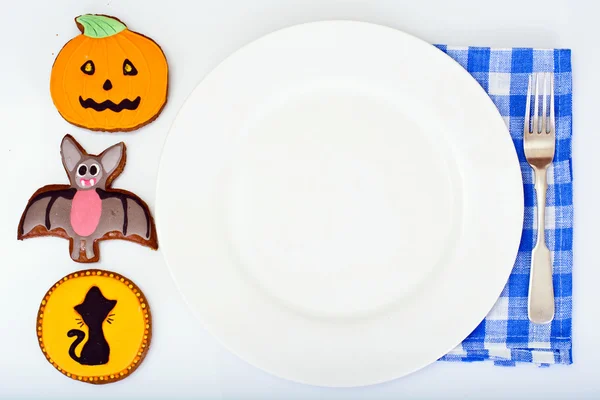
{"left": 435, "top": 46, "right": 573, "bottom": 366}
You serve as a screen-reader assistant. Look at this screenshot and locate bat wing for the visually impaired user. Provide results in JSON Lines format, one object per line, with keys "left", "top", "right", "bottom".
{"left": 18, "top": 185, "right": 76, "bottom": 240}
{"left": 96, "top": 188, "right": 158, "bottom": 250}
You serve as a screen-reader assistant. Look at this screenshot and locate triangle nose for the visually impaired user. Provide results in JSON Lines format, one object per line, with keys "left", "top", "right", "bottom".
{"left": 103, "top": 79, "right": 113, "bottom": 91}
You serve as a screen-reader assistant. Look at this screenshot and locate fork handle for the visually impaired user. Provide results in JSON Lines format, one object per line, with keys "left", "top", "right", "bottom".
{"left": 528, "top": 167, "right": 555, "bottom": 324}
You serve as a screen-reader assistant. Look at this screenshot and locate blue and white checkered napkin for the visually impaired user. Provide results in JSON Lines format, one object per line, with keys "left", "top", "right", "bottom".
{"left": 435, "top": 46, "right": 573, "bottom": 366}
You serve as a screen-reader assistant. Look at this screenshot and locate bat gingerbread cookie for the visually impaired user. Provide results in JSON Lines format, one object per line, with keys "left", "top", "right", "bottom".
{"left": 18, "top": 135, "right": 158, "bottom": 262}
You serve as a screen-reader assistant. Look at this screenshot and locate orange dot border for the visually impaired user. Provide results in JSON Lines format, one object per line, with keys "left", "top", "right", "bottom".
{"left": 37, "top": 269, "right": 152, "bottom": 385}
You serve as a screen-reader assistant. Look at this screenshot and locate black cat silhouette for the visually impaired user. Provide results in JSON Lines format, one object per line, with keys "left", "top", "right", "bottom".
{"left": 67, "top": 286, "right": 117, "bottom": 366}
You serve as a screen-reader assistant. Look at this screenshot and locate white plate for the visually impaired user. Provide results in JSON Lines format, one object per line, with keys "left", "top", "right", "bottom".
{"left": 156, "top": 21, "right": 523, "bottom": 387}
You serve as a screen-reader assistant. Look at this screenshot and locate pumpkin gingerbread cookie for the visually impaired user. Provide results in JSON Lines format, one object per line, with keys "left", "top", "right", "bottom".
{"left": 50, "top": 14, "right": 169, "bottom": 132}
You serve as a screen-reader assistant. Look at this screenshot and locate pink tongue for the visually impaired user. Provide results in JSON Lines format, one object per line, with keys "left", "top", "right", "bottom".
{"left": 80, "top": 178, "right": 96, "bottom": 187}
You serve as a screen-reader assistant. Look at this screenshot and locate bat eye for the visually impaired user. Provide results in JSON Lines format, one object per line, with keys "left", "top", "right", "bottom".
{"left": 77, "top": 164, "right": 87, "bottom": 176}
{"left": 89, "top": 164, "right": 99, "bottom": 176}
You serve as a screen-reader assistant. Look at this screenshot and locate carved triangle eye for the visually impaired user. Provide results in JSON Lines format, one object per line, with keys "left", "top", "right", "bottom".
{"left": 80, "top": 60, "right": 95, "bottom": 75}
{"left": 123, "top": 59, "right": 138, "bottom": 76}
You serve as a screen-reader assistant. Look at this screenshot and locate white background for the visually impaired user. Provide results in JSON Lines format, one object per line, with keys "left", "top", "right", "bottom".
{"left": 0, "top": 0, "right": 595, "bottom": 398}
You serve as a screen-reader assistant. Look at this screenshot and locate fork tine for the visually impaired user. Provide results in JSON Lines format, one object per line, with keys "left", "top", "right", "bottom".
{"left": 532, "top": 73, "right": 540, "bottom": 134}
{"left": 542, "top": 73, "right": 548, "bottom": 133}
{"left": 525, "top": 74, "right": 532, "bottom": 133}
{"left": 549, "top": 73, "right": 555, "bottom": 133}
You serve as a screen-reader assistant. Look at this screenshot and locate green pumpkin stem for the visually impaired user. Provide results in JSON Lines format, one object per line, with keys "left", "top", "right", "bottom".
{"left": 75, "top": 14, "right": 127, "bottom": 38}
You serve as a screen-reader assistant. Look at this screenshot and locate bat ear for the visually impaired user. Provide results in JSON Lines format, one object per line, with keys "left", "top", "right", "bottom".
{"left": 101, "top": 142, "right": 125, "bottom": 177}
{"left": 61, "top": 135, "right": 84, "bottom": 172}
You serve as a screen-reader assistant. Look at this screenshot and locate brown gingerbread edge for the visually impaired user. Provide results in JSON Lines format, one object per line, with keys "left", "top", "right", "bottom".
{"left": 51, "top": 14, "right": 169, "bottom": 133}
{"left": 36, "top": 268, "right": 153, "bottom": 384}
{"left": 17, "top": 135, "right": 158, "bottom": 263}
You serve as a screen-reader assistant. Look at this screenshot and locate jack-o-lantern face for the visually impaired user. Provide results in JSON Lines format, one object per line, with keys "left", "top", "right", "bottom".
{"left": 50, "top": 15, "right": 169, "bottom": 132}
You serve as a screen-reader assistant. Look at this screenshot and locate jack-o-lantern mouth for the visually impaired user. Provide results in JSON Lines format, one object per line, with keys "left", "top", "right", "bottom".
{"left": 79, "top": 96, "right": 141, "bottom": 113}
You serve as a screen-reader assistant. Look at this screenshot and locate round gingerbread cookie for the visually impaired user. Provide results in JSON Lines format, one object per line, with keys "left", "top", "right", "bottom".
{"left": 37, "top": 269, "right": 151, "bottom": 384}
{"left": 50, "top": 14, "right": 169, "bottom": 132}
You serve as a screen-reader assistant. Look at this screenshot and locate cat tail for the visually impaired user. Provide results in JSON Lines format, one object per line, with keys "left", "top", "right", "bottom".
{"left": 67, "top": 329, "right": 85, "bottom": 363}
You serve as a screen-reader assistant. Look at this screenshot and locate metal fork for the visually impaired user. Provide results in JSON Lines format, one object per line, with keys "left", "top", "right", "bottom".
{"left": 524, "top": 72, "right": 555, "bottom": 324}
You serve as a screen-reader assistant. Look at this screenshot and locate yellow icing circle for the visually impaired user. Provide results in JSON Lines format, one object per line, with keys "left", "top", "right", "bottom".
{"left": 37, "top": 269, "right": 151, "bottom": 384}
